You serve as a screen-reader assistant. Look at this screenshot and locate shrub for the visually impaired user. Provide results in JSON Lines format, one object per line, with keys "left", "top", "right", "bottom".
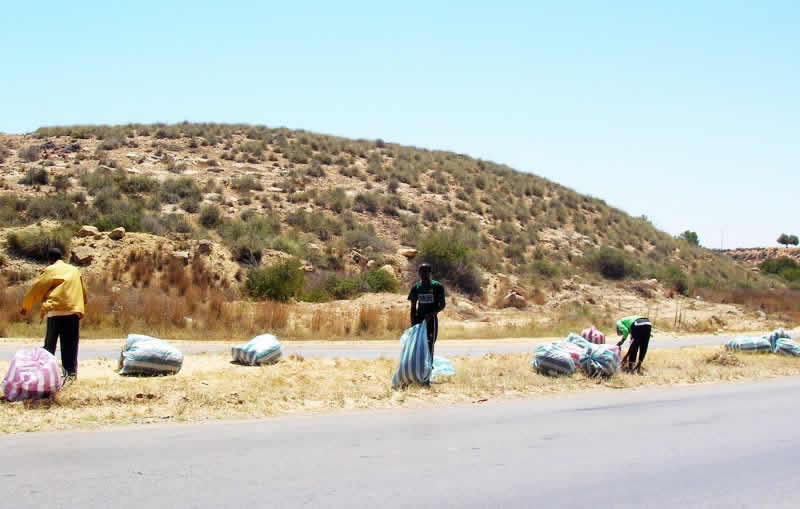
{"left": 6, "top": 228, "right": 72, "bottom": 261}
{"left": 19, "top": 145, "right": 41, "bottom": 162}
{"left": 180, "top": 196, "right": 200, "bottom": 213}
{"left": 760, "top": 257, "right": 800, "bottom": 282}
{"left": 220, "top": 216, "right": 281, "bottom": 265}
{"left": 120, "top": 175, "right": 159, "bottom": 194}
{"left": 365, "top": 268, "right": 397, "bottom": 293}
{"left": 245, "top": 259, "right": 305, "bottom": 302}
{"left": 160, "top": 177, "right": 202, "bottom": 204}
{"left": 418, "top": 230, "right": 483, "bottom": 297}
{"left": 325, "top": 275, "right": 361, "bottom": 300}
{"left": 26, "top": 194, "right": 77, "bottom": 221}
{"left": 344, "top": 226, "right": 388, "bottom": 252}
{"left": 660, "top": 264, "right": 690, "bottom": 295}
{"left": 531, "top": 259, "right": 559, "bottom": 279}
{"left": 19, "top": 167, "right": 48, "bottom": 186}
{"left": 199, "top": 204, "right": 222, "bottom": 228}
{"left": 586, "top": 247, "right": 641, "bottom": 280}
{"left": 232, "top": 175, "right": 263, "bottom": 193}
{"left": 353, "top": 193, "right": 380, "bottom": 213}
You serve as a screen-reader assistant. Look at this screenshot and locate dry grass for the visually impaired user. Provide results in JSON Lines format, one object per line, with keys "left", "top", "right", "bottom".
{"left": 2, "top": 346, "right": 799, "bottom": 433}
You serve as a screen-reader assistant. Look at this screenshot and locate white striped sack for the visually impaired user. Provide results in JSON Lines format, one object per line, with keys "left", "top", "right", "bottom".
{"left": 773, "top": 338, "right": 800, "bottom": 357}
{"left": 581, "top": 326, "right": 606, "bottom": 344}
{"left": 725, "top": 337, "right": 772, "bottom": 353}
{"left": 232, "top": 334, "right": 282, "bottom": 366}
{"left": 392, "top": 322, "right": 432, "bottom": 388}
{"left": 532, "top": 343, "right": 576, "bottom": 377}
{"left": 566, "top": 333, "right": 592, "bottom": 350}
{"left": 119, "top": 334, "right": 184, "bottom": 376}
{"left": 579, "top": 344, "right": 621, "bottom": 378}
{"left": 431, "top": 356, "right": 456, "bottom": 383}
{"left": 2, "top": 348, "right": 61, "bottom": 402}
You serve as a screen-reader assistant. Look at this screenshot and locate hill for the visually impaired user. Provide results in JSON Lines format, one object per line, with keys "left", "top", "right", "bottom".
{"left": 0, "top": 123, "right": 790, "bottom": 338}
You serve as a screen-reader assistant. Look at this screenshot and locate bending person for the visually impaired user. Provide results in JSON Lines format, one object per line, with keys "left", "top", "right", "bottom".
{"left": 616, "top": 315, "right": 652, "bottom": 373}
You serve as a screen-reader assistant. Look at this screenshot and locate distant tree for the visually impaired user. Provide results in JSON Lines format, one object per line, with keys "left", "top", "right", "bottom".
{"left": 778, "top": 233, "right": 793, "bottom": 247}
{"left": 789, "top": 235, "right": 800, "bottom": 247}
{"left": 679, "top": 230, "right": 699, "bottom": 246}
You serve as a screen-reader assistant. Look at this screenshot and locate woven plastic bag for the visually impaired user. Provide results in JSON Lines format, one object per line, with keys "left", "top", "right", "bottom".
{"left": 532, "top": 342, "right": 576, "bottom": 377}
{"left": 566, "top": 332, "right": 592, "bottom": 350}
{"left": 581, "top": 326, "right": 606, "bottom": 344}
{"left": 232, "top": 334, "right": 282, "bottom": 366}
{"left": 2, "top": 347, "right": 61, "bottom": 402}
{"left": 555, "top": 341, "right": 585, "bottom": 365}
{"left": 119, "top": 334, "right": 184, "bottom": 376}
{"left": 392, "top": 322, "right": 432, "bottom": 388}
{"left": 767, "top": 328, "right": 791, "bottom": 352}
{"left": 725, "top": 336, "right": 772, "bottom": 353}
{"left": 431, "top": 356, "right": 456, "bottom": 383}
{"left": 579, "top": 344, "right": 621, "bottom": 378}
{"left": 773, "top": 338, "right": 800, "bottom": 356}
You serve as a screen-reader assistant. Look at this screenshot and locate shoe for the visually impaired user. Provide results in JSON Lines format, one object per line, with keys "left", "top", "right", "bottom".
{"left": 61, "top": 374, "right": 77, "bottom": 388}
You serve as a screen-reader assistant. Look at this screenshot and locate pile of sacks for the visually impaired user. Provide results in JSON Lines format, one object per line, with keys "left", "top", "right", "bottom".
{"left": 726, "top": 328, "right": 799, "bottom": 356}
{"left": 533, "top": 333, "right": 621, "bottom": 378}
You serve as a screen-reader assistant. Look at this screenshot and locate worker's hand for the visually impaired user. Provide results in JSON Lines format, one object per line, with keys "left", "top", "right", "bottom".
{"left": 19, "top": 308, "right": 26, "bottom": 316}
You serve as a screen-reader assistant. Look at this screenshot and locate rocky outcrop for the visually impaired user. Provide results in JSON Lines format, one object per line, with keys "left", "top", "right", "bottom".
{"left": 70, "top": 247, "right": 94, "bottom": 266}
{"left": 77, "top": 225, "right": 100, "bottom": 238}
{"left": 718, "top": 247, "right": 800, "bottom": 266}
{"left": 109, "top": 227, "right": 126, "bottom": 240}
{"left": 398, "top": 248, "right": 417, "bottom": 259}
{"left": 197, "top": 240, "right": 213, "bottom": 255}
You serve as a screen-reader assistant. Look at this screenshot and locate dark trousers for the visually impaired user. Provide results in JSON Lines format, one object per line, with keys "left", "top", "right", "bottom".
{"left": 424, "top": 315, "right": 438, "bottom": 361}
{"left": 44, "top": 315, "right": 80, "bottom": 376}
{"left": 627, "top": 319, "right": 652, "bottom": 367}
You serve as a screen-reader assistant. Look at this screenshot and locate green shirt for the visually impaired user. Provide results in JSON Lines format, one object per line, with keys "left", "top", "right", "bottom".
{"left": 616, "top": 315, "right": 643, "bottom": 342}
{"left": 408, "top": 280, "right": 446, "bottom": 320}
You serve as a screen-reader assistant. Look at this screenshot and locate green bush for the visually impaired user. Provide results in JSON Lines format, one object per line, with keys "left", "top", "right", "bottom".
{"left": 160, "top": 177, "right": 202, "bottom": 204}
{"left": 220, "top": 216, "right": 281, "bottom": 265}
{"left": 353, "top": 193, "right": 380, "bottom": 213}
{"left": 19, "top": 167, "right": 48, "bottom": 186}
{"left": 760, "top": 257, "right": 800, "bottom": 282}
{"left": 344, "top": 226, "right": 388, "bottom": 252}
{"left": 531, "top": 259, "right": 559, "bottom": 279}
{"left": 365, "top": 268, "right": 397, "bottom": 293}
{"left": 199, "top": 204, "right": 222, "bottom": 228}
{"left": 245, "top": 259, "right": 305, "bottom": 301}
{"left": 418, "top": 230, "right": 483, "bottom": 297}
{"left": 120, "top": 175, "right": 159, "bottom": 194}
{"left": 26, "top": 195, "right": 77, "bottom": 221}
{"left": 6, "top": 228, "right": 72, "bottom": 261}
{"left": 660, "top": 264, "right": 689, "bottom": 295}
{"left": 232, "top": 175, "right": 264, "bottom": 192}
{"left": 586, "top": 247, "right": 641, "bottom": 280}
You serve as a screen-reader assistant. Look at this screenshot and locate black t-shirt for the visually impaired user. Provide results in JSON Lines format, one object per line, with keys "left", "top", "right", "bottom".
{"left": 408, "top": 280, "right": 446, "bottom": 319}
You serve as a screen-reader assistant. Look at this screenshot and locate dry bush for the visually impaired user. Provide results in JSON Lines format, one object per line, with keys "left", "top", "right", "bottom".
{"left": 386, "top": 307, "right": 408, "bottom": 333}
{"left": 704, "top": 350, "right": 742, "bottom": 367}
{"left": 252, "top": 301, "right": 289, "bottom": 332}
{"left": 358, "top": 306, "right": 381, "bottom": 334}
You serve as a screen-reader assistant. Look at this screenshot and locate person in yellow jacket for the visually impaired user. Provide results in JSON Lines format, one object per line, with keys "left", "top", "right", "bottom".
{"left": 20, "top": 248, "right": 88, "bottom": 381}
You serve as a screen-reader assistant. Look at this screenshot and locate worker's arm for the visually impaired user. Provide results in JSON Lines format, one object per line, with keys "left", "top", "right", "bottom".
{"left": 435, "top": 284, "right": 446, "bottom": 313}
{"left": 81, "top": 275, "right": 88, "bottom": 306}
{"left": 409, "top": 299, "right": 417, "bottom": 326}
{"left": 21, "top": 271, "right": 59, "bottom": 313}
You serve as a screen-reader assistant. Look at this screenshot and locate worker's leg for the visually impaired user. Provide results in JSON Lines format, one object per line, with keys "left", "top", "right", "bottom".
{"left": 426, "top": 315, "right": 437, "bottom": 362}
{"left": 59, "top": 315, "right": 80, "bottom": 377}
{"left": 43, "top": 317, "right": 59, "bottom": 356}
{"left": 634, "top": 324, "right": 652, "bottom": 369}
{"left": 626, "top": 337, "right": 640, "bottom": 372}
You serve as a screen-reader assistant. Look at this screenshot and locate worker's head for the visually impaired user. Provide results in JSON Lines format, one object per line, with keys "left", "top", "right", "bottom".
{"left": 418, "top": 263, "right": 432, "bottom": 282}
{"left": 47, "top": 247, "right": 63, "bottom": 264}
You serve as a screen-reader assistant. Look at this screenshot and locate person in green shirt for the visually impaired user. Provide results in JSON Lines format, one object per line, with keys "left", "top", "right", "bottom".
{"left": 616, "top": 315, "right": 652, "bottom": 373}
{"left": 408, "top": 263, "right": 446, "bottom": 362}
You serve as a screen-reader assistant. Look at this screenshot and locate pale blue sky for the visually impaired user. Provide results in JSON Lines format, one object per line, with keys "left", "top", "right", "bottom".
{"left": 2, "top": 1, "right": 797, "bottom": 247}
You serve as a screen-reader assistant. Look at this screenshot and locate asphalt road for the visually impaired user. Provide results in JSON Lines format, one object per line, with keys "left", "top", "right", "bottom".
{"left": 1, "top": 333, "right": 784, "bottom": 362}
{"left": 3, "top": 377, "right": 799, "bottom": 508}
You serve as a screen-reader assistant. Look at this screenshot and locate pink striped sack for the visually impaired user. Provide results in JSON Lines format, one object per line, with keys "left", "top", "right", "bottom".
{"left": 557, "top": 341, "right": 586, "bottom": 365}
{"left": 581, "top": 326, "right": 606, "bottom": 344}
{"left": 2, "top": 348, "right": 62, "bottom": 402}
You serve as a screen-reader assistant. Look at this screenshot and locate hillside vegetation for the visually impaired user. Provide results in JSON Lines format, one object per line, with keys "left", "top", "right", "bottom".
{"left": 0, "top": 123, "right": 786, "bottom": 338}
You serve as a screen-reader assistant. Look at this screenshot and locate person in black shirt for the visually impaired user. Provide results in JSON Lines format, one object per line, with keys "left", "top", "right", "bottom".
{"left": 408, "top": 263, "right": 446, "bottom": 362}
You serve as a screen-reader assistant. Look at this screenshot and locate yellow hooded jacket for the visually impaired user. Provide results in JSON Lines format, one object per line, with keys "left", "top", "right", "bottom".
{"left": 22, "top": 260, "right": 88, "bottom": 320}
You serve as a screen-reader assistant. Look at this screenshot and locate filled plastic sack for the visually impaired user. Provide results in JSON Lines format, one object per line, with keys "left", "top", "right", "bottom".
{"left": 118, "top": 334, "right": 184, "bottom": 376}
{"left": 581, "top": 326, "right": 606, "bottom": 344}
{"left": 566, "top": 332, "right": 592, "bottom": 350}
{"left": 555, "top": 341, "right": 586, "bottom": 365}
{"left": 767, "top": 328, "right": 791, "bottom": 352}
{"left": 773, "top": 338, "right": 800, "bottom": 357}
{"left": 2, "top": 347, "right": 61, "bottom": 402}
{"left": 431, "top": 356, "right": 456, "bottom": 383}
{"left": 725, "top": 336, "right": 772, "bottom": 353}
{"left": 579, "top": 344, "right": 621, "bottom": 377}
{"left": 232, "top": 334, "right": 282, "bottom": 366}
{"left": 392, "top": 322, "right": 432, "bottom": 388}
{"left": 532, "top": 343, "right": 576, "bottom": 377}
